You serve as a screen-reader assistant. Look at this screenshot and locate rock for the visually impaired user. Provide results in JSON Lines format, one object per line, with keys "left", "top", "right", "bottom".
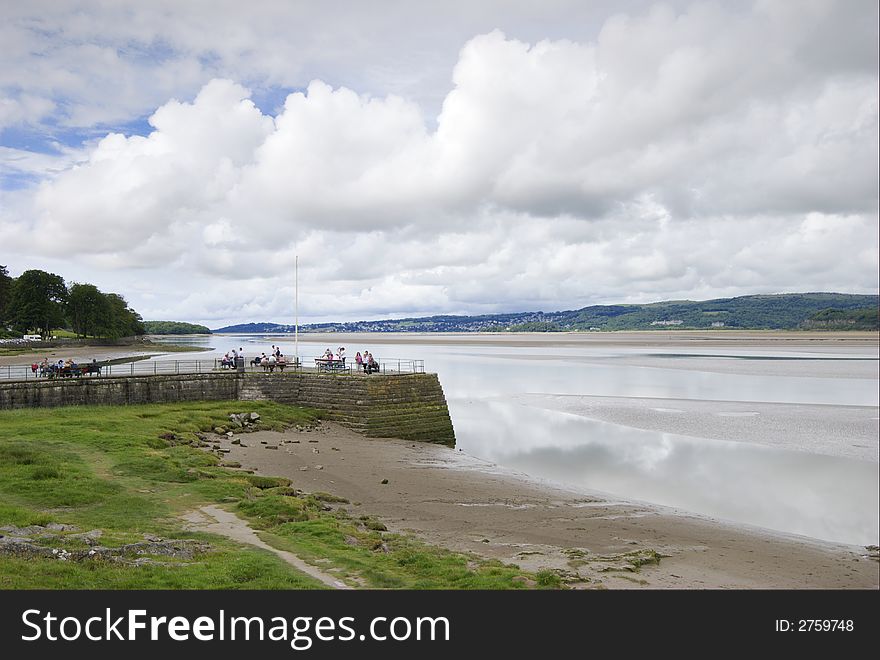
{"left": 231, "top": 438, "right": 241, "bottom": 445}
{"left": 226, "top": 431, "right": 234, "bottom": 437}
{"left": 69, "top": 530, "right": 103, "bottom": 546}
{"left": 260, "top": 440, "right": 267, "bottom": 445}
{"left": 344, "top": 536, "right": 360, "bottom": 547}
{"left": 312, "top": 448, "right": 320, "bottom": 454}
{"left": 265, "top": 445, "right": 278, "bottom": 450}
{"left": 315, "top": 465, "right": 324, "bottom": 470}
{"left": 380, "top": 478, "right": 389, "bottom": 485}
{"left": 213, "top": 427, "right": 226, "bottom": 435}
{"left": 250, "top": 413, "right": 260, "bottom": 421}
{"left": 331, "top": 447, "right": 340, "bottom": 451}
{"left": 299, "top": 466, "right": 308, "bottom": 471}
{"left": 512, "top": 576, "right": 538, "bottom": 588}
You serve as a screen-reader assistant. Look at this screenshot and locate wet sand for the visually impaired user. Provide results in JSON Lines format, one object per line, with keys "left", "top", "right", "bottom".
{"left": 0, "top": 345, "right": 160, "bottom": 367}
{"left": 282, "top": 330, "right": 880, "bottom": 349}
{"left": 4, "top": 331, "right": 876, "bottom": 367}
{"left": 213, "top": 423, "right": 879, "bottom": 589}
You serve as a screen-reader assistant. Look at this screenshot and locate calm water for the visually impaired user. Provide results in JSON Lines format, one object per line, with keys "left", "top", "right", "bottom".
{"left": 153, "top": 334, "right": 880, "bottom": 545}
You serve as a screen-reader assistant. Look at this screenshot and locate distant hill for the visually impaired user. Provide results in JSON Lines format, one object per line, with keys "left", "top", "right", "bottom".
{"left": 143, "top": 321, "right": 212, "bottom": 335}
{"left": 211, "top": 293, "right": 879, "bottom": 334}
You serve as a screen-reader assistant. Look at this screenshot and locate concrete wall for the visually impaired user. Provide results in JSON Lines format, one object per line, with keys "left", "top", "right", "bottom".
{"left": 239, "top": 372, "right": 455, "bottom": 445}
{"left": 0, "top": 372, "right": 456, "bottom": 446}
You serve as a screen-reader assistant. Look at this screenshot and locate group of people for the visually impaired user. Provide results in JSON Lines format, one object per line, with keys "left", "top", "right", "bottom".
{"left": 314, "top": 347, "right": 346, "bottom": 372}
{"left": 355, "top": 350, "right": 379, "bottom": 374}
{"left": 219, "top": 347, "right": 244, "bottom": 369}
{"left": 31, "top": 357, "right": 100, "bottom": 378}
{"left": 254, "top": 345, "right": 288, "bottom": 371}
{"left": 314, "top": 347, "right": 379, "bottom": 373}
{"left": 221, "top": 343, "right": 379, "bottom": 374}
{"left": 320, "top": 347, "right": 346, "bottom": 362}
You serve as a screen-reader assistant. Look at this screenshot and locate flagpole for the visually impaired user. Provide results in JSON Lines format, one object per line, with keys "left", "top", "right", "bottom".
{"left": 295, "top": 255, "right": 299, "bottom": 367}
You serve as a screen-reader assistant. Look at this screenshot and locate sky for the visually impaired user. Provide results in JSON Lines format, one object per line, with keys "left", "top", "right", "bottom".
{"left": 0, "top": 0, "right": 877, "bottom": 327}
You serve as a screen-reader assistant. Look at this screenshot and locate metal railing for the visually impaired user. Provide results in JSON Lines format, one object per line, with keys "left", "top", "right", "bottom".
{"left": 0, "top": 357, "right": 426, "bottom": 382}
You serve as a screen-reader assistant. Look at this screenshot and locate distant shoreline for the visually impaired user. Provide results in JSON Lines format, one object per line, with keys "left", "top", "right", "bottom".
{"left": 0, "top": 340, "right": 213, "bottom": 367}
{"left": 206, "top": 330, "right": 879, "bottom": 348}
{"left": 4, "top": 331, "right": 875, "bottom": 366}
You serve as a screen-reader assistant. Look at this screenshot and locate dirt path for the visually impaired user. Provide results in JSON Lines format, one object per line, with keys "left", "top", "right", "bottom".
{"left": 181, "top": 505, "right": 351, "bottom": 589}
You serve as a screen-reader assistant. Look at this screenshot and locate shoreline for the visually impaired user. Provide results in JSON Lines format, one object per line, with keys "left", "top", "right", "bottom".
{"left": 212, "top": 330, "right": 880, "bottom": 350}
{"left": 0, "top": 343, "right": 212, "bottom": 367}
{"left": 3, "top": 331, "right": 875, "bottom": 366}
{"left": 212, "top": 422, "right": 879, "bottom": 589}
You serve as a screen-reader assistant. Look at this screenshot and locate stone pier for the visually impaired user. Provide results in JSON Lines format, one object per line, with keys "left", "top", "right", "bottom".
{"left": 0, "top": 371, "right": 456, "bottom": 446}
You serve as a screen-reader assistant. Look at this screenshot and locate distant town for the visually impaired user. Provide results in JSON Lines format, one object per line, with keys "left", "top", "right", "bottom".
{"left": 208, "top": 293, "right": 879, "bottom": 334}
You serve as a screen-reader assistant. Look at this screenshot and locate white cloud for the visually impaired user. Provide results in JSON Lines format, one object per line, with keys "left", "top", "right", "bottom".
{"left": 1, "top": 0, "right": 877, "bottom": 326}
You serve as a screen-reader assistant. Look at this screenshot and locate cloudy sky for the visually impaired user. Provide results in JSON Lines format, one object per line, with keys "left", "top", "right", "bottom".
{"left": 1, "top": 0, "right": 877, "bottom": 327}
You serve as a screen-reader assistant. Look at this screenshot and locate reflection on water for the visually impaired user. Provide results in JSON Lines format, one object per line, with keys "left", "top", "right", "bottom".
{"left": 151, "top": 334, "right": 879, "bottom": 545}
{"left": 452, "top": 401, "right": 879, "bottom": 546}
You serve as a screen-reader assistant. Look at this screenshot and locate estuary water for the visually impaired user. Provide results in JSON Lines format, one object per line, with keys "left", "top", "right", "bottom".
{"left": 152, "top": 333, "right": 880, "bottom": 546}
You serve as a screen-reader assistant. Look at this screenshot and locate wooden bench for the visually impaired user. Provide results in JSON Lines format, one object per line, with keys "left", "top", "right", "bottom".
{"left": 260, "top": 358, "right": 290, "bottom": 372}
{"left": 315, "top": 358, "right": 346, "bottom": 372}
{"left": 46, "top": 364, "right": 100, "bottom": 379}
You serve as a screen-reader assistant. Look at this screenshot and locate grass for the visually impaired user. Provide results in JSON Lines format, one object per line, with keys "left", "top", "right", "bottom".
{"left": 0, "top": 347, "right": 51, "bottom": 357}
{"left": 237, "top": 493, "right": 538, "bottom": 589}
{"left": 0, "top": 401, "right": 557, "bottom": 589}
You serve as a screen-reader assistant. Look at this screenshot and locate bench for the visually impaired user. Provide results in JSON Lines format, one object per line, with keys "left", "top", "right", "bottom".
{"left": 45, "top": 363, "right": 100, "bottom": 379}
{"left": 259, "top": 358, "right": 290, "bottom": 372}
{"left": 315, "top": 358, "right": 346, "bottom": 372}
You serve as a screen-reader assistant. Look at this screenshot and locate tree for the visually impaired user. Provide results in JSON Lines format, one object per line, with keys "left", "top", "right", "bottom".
{"left": 104, "top": 293, "right": 146, "bottom": 338}
{"left": 67, "top": 283, "right": 112, "bottom": 337}
{"left": 6, "top": 269, "right": 67, "bottom": 337}
{"left": 0, "top": 265, "right": 11, "bottom": 327}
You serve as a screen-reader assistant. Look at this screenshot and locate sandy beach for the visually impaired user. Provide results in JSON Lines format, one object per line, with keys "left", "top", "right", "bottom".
{"left": 211, "top": 422, "right": 879, "bottom": 589}
{"left": 3, "top": 331, "right": 876, "bottom": 367}
{"left": 0, "top": 345, "right": 159, "bottom": 367}
{"left": 282, "top": 330, "right": 880, "bottom": 349}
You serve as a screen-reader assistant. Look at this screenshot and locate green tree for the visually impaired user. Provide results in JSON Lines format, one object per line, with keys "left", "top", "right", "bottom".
{"left": 67, "top": 283, "right": 112, "bottom": 337}
{"left": 104, "top": 293, "right": 146, "bottom": 338}
{"left": 0, "top": 265, "right": 11, "bottom": 327}
{"left": 6, "top": 269, "right": 67, "bottom": 337}
{"left": 142, "top": 321, "right": 212, "bottom": 335}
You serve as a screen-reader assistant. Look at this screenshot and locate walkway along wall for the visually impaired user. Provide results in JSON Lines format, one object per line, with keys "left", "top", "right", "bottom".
{"left": 0, "top": 372, "right": 456, "bottom": 446}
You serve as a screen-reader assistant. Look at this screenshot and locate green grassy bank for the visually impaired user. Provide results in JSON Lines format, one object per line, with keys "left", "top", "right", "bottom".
{"left": 0, "top": 401, "right": 557, "bottom": 589}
